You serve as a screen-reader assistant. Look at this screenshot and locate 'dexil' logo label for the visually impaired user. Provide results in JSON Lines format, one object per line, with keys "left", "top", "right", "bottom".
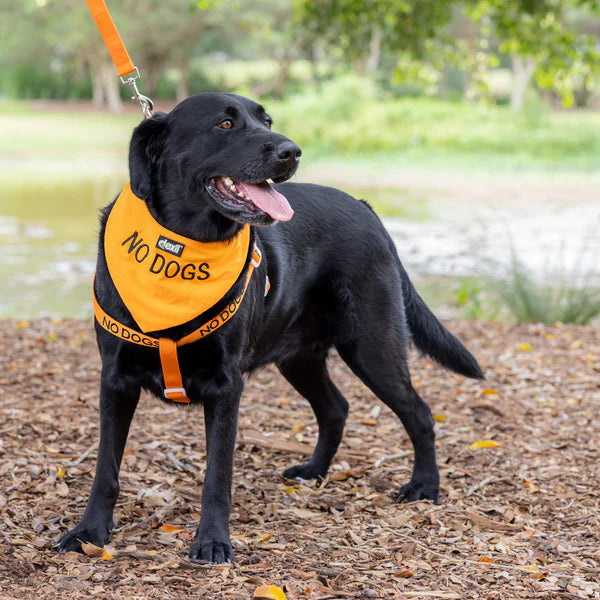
{"left": 156, "top": 235, "right": 185, "bottom": 257}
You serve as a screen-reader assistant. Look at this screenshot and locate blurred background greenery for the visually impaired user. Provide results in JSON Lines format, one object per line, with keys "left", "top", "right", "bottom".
{"left": 1, "top": 0, "right": 599, "bottom": 322}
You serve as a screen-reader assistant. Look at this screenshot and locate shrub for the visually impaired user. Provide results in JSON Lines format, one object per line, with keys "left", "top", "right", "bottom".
{"left": 489, "top": 236, "right": 600, "bottom": 325}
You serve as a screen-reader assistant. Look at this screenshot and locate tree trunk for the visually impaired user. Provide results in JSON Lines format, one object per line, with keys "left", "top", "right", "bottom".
{"left": 273, "top": 53, "right": 293, "bottom": 100}
{"left": 365, "top": 28, "right": 382, "bottom": 74}
{"left": 574, "top": 79, "right": 591, "bottom": 108}
{"left": 510, "top": 55, "right": 537, "bottom": 112}
{"left": 92, "top": 65, "right": 104, "bottom": 107}
{"left": 91, "top": 60, "right": 123, "bottom": 113}
{"left": 352, "top": 57, "right": 366, "bottom": 76}
{"left": 176, "top": 55, "right": 190, "bottom": 103}
{"left": 143, "top": 56, "right": 165, "bottom": 98}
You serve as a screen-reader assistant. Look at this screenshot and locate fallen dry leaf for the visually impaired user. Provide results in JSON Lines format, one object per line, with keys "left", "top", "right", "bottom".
{"left": 254, "top": 585, "right": 287, "bottom": 600}
{"left": 158, "top": 524, "right": 185, "bottom": 533}
{"left": 469, "top": 440, "right": 501, "bottom": 450}
{"left": 80, "top": 541, "right": 104, "bottom": 557}
{"left": 481, "top": 388, "right": 499, "bottom": 396}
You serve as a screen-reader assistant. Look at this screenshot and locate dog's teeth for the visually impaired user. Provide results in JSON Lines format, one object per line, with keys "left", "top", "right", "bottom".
{"left": 230, "top": 184, "right": 237, "bottom": 192}
{"left": 223, "top": 177, "right": 233, "bottom": 185}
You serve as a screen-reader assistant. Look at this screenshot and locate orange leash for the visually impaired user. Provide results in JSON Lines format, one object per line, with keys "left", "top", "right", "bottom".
{"left": 85, "top": 0, "right": 135, "bottom": 78}
{"left": 85, "top": 0, "right": 154, "bottom": 117}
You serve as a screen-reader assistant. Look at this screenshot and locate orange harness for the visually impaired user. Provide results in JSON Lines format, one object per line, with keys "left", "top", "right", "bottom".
{"left": 93, "top": 184, "right": 264, "bottom": 403}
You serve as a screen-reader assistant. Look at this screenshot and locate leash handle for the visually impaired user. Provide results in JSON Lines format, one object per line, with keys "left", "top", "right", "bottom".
{"left": 85, "top": 0, "right": 154, "bottom": 118}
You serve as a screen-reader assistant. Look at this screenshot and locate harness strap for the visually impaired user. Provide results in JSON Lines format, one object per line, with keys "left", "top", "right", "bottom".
{"left": 85, "top": 0, "right": 136, "bottom": 78}
{"left": 93, "top": 244, "right": 263, "bottom": 402}
{"left": 159, "top": 338, "right": 188, "bottom": 403}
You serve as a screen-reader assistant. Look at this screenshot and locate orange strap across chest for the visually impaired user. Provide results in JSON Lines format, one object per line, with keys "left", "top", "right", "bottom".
{"left": 93, "top": 244, "right": 262, "bottom": 402}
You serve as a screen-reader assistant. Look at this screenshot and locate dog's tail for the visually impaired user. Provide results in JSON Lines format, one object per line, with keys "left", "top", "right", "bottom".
{"left": 396, "top": 259, "right": 485, "bottom": 380}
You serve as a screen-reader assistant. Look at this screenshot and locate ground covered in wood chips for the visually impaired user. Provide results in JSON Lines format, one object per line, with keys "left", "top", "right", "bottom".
{"left": 1, "top": 318, "right": 599, "bottom": 599}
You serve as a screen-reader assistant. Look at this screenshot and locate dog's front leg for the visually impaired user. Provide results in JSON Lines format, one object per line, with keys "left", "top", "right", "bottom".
{"left": 58, "top": 375, "right": 140, "bottom": 552}
{"left": 189, "top": 380, "right": 241, "bottom": 564}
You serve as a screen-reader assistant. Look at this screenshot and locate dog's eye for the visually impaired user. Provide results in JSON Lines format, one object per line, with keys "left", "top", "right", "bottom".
{"left": 218, "top": 120, "right": 233, "bottom": 129}
{"left": 264, "top": 119, "right": 272, "bottom": 129}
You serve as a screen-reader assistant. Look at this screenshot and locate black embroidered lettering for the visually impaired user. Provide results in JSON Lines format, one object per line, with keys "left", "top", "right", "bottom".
{"left": 181, "top": 264, "right": 196, "bottom": 280}
{"left": 149, "top": 253, "right": 165, "bottom": 274}
{"left": 122, "top": 328, "right": 131, "bottom": 340}
{"left": 164, "top": 260, "right": 180, "bottom": 278}
{"left": 110, "top": 322, "right": 119, "bottom": 334}
{"left": 131, "top": 333, "right": 141, "bottom": 343}
{"left": 197, "top": 262, "right": 210, "bottom": 280}
{"left": 135, "top": 244, "right": 150, "bottom": 263}
{"left": 122, "top": 231, "right": 144, "bottom": 254}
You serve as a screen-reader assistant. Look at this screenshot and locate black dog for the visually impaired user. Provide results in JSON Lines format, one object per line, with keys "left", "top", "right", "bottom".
{"left": 58, "top": 93, "right": 483, "bottom": 563}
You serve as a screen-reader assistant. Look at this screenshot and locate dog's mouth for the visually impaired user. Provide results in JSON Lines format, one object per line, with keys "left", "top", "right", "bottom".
{"left": 205, "top": 176, "right": 294, "bottom": 222}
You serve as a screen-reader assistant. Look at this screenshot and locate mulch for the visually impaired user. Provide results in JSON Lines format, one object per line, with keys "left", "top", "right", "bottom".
{"left": 0, "top": 318, "right": 599, "bottom": 599}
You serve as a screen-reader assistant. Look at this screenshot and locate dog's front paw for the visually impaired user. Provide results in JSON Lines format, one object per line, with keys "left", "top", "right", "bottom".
{"left": 189, "top": 538, "right": 235, "bottom": 564}
{"left": 395, "top": 479, "right": 439, "bottom": 504}
{"left": 282, "top": 462, "right": 326, "bottom": 481}
{"left": 57, "top": 523, "right": 111, "bottom": 553}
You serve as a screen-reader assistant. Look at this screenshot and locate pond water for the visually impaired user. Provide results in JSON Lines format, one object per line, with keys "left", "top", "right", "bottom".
{"left": 1, "top": 170, "right": 599, "bottom": 319}
{"left": 1, "top": 174, "right": 126, "bottom": 318}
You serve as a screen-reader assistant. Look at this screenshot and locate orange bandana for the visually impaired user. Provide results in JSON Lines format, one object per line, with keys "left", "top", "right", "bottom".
{"left": 104, "top": 183, "right": 251, "bottom": 333}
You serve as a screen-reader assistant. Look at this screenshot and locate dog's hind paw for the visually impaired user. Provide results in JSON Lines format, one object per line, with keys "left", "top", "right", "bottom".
{"left": 282, "top": 463, "right": 326, "bottom": 481}
{"left": 189, "top": 539, "right": 235, "bottom": 564}
{"left": 395, "top": 480, "right": 439, "bottom": 504}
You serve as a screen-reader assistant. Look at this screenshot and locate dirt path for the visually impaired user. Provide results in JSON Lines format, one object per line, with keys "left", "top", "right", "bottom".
{"left": 1, "top": 319, "right": 599, "bottom": 599}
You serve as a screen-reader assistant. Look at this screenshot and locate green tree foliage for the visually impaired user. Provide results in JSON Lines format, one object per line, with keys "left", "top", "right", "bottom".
{"left": 468, "top": 0, "right": 600, "bottom": 107}
{"left": 295, "top": 0, "right": 600, "bottom": 107}
{"left": 296, "top": 0, "right": 455, "bottom": 59}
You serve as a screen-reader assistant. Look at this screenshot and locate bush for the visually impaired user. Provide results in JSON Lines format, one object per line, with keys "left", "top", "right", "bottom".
{"left": 265, "top": 76, "right": 600, "bottom": 167}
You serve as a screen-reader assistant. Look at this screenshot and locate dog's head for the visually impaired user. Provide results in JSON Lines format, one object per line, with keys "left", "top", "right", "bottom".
{"left": 129, "top": 93, "right": 301, "bottom": 229}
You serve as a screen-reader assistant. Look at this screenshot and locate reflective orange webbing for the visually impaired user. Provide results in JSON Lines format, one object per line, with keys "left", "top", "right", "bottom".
{"left": 93, "top": 245, "right": 263, "bottom": 403}
{"left": 85, "top": 0, "right": 136, "bottom": 78}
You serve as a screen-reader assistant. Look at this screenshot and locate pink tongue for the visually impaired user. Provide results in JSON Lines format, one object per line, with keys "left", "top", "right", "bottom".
{"left": 237, "top": 182, "right": 294, "bottom": 222}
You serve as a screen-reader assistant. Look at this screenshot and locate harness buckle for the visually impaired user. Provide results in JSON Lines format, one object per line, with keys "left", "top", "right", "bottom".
{"left": 251, "top": 245, "right": 262, "bottom": 268}
{"left": 164, "top": 387, "right": 188, "bottom": 401}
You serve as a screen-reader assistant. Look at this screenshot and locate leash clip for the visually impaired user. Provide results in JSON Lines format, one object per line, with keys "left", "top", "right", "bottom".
{"left": 120, "top": 66, "right": 154, "bottom": 119}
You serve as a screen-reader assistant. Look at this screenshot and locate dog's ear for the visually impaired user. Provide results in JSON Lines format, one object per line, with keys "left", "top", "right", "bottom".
{"left": 129, "top": 112, "right": 169, "bottom": 200}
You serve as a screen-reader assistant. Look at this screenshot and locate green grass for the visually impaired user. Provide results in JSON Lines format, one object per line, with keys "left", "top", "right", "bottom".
{"left": 0, "top": 103, "right": 139, "bottom": 165}
{"left": 1, "top": 81, "right": 600, "bottom": 173}
{"left": 269, "top": 77, "right": 600, "bottom": 171}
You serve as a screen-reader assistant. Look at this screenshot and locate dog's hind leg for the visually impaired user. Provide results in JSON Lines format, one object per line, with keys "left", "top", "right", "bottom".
{"left": 57, "top": 375, "right": 140, "bottom": 552}
{"left": 337, "top": 324, "right": 439, "bottom": 503}
{"left": 277, "top": 353, "right": 349, "bottom": 481}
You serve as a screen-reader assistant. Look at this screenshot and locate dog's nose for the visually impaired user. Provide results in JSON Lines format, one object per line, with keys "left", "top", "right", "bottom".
{"left": 276, "top": 141, "right": 302, "bottom": 163}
